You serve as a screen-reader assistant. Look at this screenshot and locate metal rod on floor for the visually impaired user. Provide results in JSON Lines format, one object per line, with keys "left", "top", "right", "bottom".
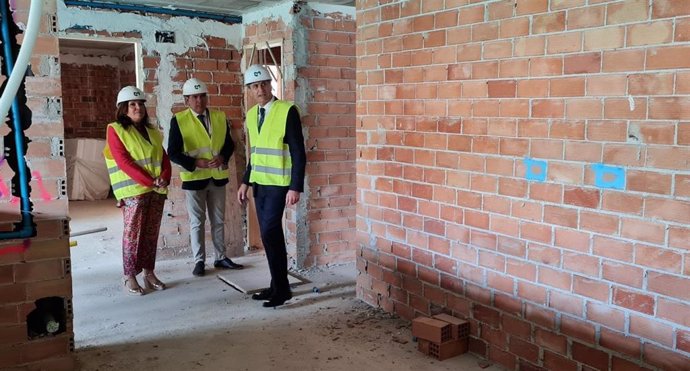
{"left": 70, "top": 227, "right": 107, "bottom": 237}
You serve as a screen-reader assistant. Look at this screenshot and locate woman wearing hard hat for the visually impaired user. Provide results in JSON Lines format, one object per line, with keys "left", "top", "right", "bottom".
{"left": 103, "top": 86, "right": 171, "bottom": 295}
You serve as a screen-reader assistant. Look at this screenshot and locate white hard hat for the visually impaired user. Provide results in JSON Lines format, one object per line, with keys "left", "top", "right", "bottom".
{"left": 183, "top": 78, "right": 208, "bottom": 95}
{"left": 244, "top": 64, "right": 271, "bottom": 85}
{"left": 116, "top": 86, "right": 146, "bottom": 106}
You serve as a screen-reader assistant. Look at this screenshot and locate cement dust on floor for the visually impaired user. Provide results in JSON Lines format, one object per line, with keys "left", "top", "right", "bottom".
{"left": 69, "top": 200, "right": 501, "bottom": 371}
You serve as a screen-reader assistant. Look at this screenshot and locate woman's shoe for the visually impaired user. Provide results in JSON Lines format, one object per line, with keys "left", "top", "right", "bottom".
{"left": 143, "top": 273, "right": 166, "bottom": 291}
{"left": 124, "top": 277, "right": 144, "bottom": 296}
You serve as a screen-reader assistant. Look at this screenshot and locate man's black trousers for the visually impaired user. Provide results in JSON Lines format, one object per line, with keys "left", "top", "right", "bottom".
{"left": 255, "top": 185, "right": 290, "bottom": 297}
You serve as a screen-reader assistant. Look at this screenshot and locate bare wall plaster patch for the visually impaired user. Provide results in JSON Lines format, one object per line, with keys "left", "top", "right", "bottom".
{"left": 242, "top": 1, "right": 295, "bottom": 26}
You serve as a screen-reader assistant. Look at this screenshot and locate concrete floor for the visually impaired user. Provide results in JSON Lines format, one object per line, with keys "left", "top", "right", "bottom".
{"left": 68, "top": 199, "right": 501, "bottom": 371}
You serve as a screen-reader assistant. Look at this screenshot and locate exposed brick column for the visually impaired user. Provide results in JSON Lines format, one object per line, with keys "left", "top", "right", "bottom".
{"left": 299, "top": 7, "right": 356, "bottom": 266}
{"left": 0, "top": 1, "right": 74, "bottom": 369}
{"left": 244, "top": 5, "right": 356, "bottom": 268}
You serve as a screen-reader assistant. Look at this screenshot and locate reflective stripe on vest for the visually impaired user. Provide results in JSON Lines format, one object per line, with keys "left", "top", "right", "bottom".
{"left": 110, "top": 178, "right": 137, "bottom": 192}
{"left": 246, "top": 100, "right": 293, "bottom": 186}
{"left": 251, "top": 147, "right": 290, "bottom": 157}
{"left": 103, "top": 122, "right": 167, "bottom": 200}
{"left": 107, "top": 158, "right": 162, "bottom": 174}
{"left": 175, "top": 108, "right": 228, "bottom": 182}
{"left": 249, "top": 147, "right": 291, "bottom": 176}
{"left": 253, "top": 165, "right": 290, "bottom": 176}
{"left": 185, "top": 146, "right": 213, "bottom": 158}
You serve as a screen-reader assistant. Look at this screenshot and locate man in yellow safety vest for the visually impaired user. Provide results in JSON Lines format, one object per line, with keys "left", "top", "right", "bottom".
{"left": 169, "top": 77, "right": 244, "bottom": 277}
{"left": 237, "top": 65, "right": 306, "bottom": 308}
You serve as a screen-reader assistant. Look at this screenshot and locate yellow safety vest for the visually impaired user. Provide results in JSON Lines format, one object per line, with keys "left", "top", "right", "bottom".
{"left": 175, "top": 108, "right": 229, "bottom": 182}
{"left": 246, "top": 100, "right": 293, "bottom": 186}
{"left": 103, "top": 122, "right": 167, "bottom": 200}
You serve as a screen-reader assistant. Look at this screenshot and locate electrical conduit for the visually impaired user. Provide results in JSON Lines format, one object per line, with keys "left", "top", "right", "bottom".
{"left": 0, "top": 0, "right": 43, "bottom": 238}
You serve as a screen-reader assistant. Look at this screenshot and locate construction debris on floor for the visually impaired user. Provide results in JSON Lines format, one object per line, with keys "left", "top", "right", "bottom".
{"left": 412, "top": 313, "right": 470, "bottom": 361}
{"left": 69, "top": 200, "right": 500, "bottom": 371}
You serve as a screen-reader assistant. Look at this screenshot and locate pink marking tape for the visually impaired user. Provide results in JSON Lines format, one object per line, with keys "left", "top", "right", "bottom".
{"left": 32, "top": 171, "right": 52, "bottom": 201}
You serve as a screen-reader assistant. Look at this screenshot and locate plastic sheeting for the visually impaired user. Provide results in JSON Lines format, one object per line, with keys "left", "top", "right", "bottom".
{"left": 65, "top": 138, "right": 111, "bottom": 200}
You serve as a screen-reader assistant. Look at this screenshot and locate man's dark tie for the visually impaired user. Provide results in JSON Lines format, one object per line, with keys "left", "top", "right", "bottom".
{"left": 197, "top": 114, "right": 208, "bottom": 133}
{"left": 258, "top": 107, "right": 265, "bottom": 132}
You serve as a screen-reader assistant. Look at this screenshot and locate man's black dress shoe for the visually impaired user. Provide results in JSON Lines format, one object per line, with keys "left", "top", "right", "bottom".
{"left": 252, "top": 289, "right": 272, "bottom": 301}
{"left": 192, "top": 261, "right": 205, "bottom": 277}
{"left": 214, "top": 258, "right": 244, "bottom": 270}
{"left": 263, "top": 292, "right": 292, "bottom": 308}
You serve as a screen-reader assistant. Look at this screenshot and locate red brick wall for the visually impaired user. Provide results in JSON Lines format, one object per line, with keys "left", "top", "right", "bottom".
{"left": 0, "top": 2, "right": 74, "bottom": 370}
{"left": 61, "top": 57, "right": 135, "bottom": 139}
{"left": 356, "top": 0, "right": 690, "bottom": 370}
{"left": 120, "top": 50, "right": 136, "bottom": 90}
{"left": 301, "top": 9, "right": 357, "bottom": 266}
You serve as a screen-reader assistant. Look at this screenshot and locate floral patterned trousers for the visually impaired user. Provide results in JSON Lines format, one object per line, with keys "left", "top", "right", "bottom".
{"left": 121, "top": 192, "right": 166, "bottom": 276}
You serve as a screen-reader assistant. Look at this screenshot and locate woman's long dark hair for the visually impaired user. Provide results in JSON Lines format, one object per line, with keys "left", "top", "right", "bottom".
{"left": 116, "top": 101, "right": 152, "bottom": 130}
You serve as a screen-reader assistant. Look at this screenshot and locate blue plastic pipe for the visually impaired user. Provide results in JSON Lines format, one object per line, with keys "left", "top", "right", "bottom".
{"left": 63, "top": 0, "right": 242, "bottom": 24}
{"left": 0, "top": 0, "right": 35, "bottom": 239}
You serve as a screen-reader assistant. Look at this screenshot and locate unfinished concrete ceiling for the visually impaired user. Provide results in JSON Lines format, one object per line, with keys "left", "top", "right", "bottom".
{"left": 95, "top": 0, "right": 355, "bottom": 17}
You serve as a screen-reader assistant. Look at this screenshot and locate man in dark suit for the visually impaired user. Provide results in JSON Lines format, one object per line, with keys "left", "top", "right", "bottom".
{"left": 169, "top": 77, "right": 244, "bottom": 277}
{"left": 237, "top": 65, "right": 306, "bottom": 308}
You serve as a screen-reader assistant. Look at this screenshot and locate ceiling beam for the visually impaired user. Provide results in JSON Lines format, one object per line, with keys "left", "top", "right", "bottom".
{"left": 63, "top": 0, "right": 242, "bottom": 24}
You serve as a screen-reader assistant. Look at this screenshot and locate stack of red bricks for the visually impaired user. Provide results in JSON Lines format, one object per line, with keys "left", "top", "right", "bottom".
{"left": 412, "top": 313, "right": 469, "bottom": 361}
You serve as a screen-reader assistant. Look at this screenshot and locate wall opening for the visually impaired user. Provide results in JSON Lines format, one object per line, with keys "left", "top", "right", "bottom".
{"left": 244, "top": 41, "right": 283, "bottom": 100}
{"left": 26, "top": 296, "right": 68, "bottom": 339}
{"left": 58, "top": 37, "right": 138, "bottom": 202}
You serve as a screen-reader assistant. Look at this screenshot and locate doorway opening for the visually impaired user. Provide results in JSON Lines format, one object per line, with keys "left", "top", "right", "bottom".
{"left": 244, "top": 41, "right": 283, "bottom": 100}
{"left": 59, "top": 37, "right": 140, "bottom": 203}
